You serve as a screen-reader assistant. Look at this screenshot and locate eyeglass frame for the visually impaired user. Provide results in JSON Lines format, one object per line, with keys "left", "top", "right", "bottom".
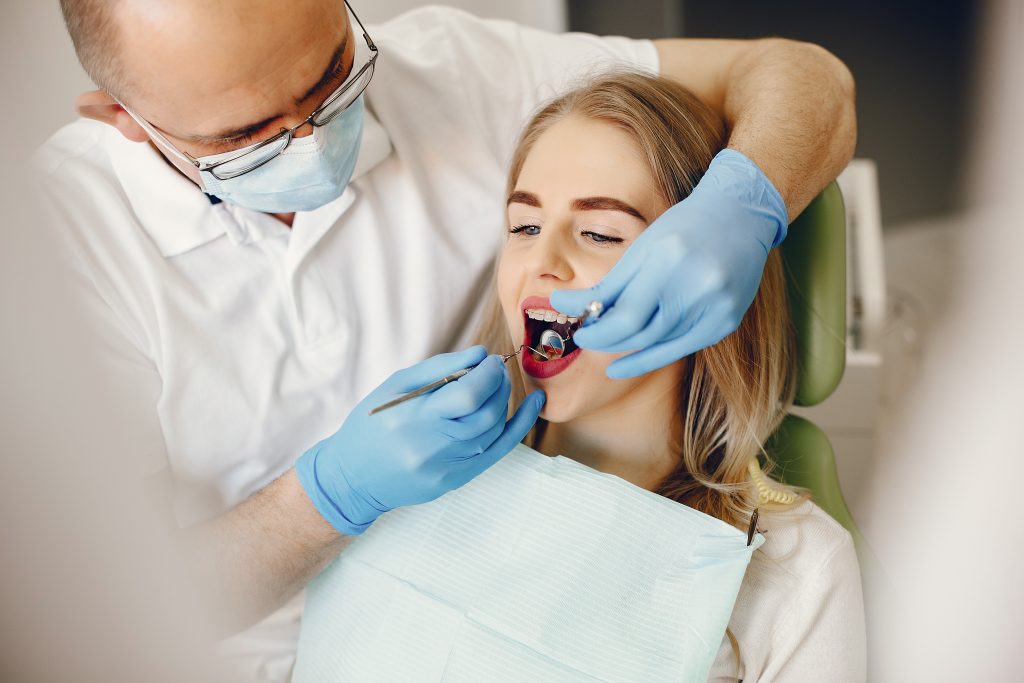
{"left": 119, "top": 0, "right": 378, "bottom": 181}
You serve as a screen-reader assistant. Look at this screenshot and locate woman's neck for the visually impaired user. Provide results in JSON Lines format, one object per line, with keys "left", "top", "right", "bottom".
{"left": 537, "top": 377, "right": 680, "bottom": 492}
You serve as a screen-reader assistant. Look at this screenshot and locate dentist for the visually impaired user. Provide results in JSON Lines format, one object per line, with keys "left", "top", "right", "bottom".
{"left": 38, "top": 0, "right": 855, "bottom": 678}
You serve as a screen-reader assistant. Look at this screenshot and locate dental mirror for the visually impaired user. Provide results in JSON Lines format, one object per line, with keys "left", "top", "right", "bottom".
{"left": 539, "top": 329, "right": 566, "bottom": 360}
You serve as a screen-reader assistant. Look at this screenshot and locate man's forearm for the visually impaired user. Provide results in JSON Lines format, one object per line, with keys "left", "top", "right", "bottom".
{"left": 656, "top": 37, "right": 857, "bottom": 220}
{"left": 186, "top": 469, "right": 350, "bottom": 635}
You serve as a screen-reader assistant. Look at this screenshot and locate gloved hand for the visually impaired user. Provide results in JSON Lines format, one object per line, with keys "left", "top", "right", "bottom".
{"left": 551, "top": 149, "right": 788, "bottom": 379}
{"left": 296, "top": 346, "right": 545, "bottom": 535}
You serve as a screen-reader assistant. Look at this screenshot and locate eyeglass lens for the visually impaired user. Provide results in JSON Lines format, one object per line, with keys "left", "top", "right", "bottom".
{"left": 210, "top": 134, "right": 292, "bottom": 180}
{"left": 212, "top": 61, "right": 373, "bottom": 181}
{"left": 314, "top": 61, "right": 375, "bottom": 127}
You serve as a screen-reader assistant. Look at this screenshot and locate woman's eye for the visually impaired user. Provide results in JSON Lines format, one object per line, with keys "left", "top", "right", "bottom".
{"left": 509, "top": 224, "right": 541, "bottom": 236}
{"left": 581, "top": 230, "right": 624, "bottom": 245}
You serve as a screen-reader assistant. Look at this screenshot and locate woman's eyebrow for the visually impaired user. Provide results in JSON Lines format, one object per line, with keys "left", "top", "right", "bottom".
{"left": 508, "top": 191, "right": 648, "bottom": 222}
{"left": 572, "top": 196, "right": 647, "bottom": 222}
{"left": 507, "top": 190, "right": 541, "bottom": 207}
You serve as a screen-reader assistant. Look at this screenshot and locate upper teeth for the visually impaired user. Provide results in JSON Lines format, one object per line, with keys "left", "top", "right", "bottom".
{"left": 525, "top": 308, "right": 577, "bottom": 324}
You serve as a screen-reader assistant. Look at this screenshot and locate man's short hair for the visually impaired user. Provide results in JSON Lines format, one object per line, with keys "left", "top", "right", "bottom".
{"left": 60, "top": 0, "right": 128, "bottom": 99}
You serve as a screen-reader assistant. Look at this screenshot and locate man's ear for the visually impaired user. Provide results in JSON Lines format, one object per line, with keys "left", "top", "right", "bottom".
{"left": 75, "top": 90, "right": 149, "bottom": 143}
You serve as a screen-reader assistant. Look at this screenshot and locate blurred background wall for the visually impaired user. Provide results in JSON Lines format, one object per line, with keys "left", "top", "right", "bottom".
{"left": 358, "top": 0, "right": 566, "bottom": 31}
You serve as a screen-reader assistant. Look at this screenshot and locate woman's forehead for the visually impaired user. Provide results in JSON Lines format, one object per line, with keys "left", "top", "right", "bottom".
{"left": 515, "top": 117, "right": 662, "bottom": 218}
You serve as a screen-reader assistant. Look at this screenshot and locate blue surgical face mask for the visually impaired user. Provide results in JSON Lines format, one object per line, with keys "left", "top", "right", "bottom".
{"left": 198, "top": 96, "right": 366, "bottom": 214}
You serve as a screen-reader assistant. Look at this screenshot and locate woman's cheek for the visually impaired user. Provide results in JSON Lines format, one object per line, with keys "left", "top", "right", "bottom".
{"left": 495, "top": 252, "right": 514, "bottom": 304}
{"left": 496, "top": 251, "right": 523, "bottom": 334}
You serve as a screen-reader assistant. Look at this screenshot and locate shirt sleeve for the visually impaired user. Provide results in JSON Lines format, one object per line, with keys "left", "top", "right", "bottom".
{"left": 378, "top": 7, "right": 660, "bottom": 168}
{"left": 762, "top": 534, "right": 868, "bottom": 682}
{"left": 32, "top": 149, "right": 170, "bottom": 482}
{"left": 71, "top": 269, "right": 171, "bottom": 482}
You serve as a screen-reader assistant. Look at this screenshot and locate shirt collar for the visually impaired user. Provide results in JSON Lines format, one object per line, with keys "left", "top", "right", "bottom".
{"left": 108, "top": 105, "right": 393, "bottom": 258}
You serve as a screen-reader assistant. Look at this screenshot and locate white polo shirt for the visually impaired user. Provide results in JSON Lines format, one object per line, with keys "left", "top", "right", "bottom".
{"left": 34, "top": 7, "right": 658, "bottom": 680}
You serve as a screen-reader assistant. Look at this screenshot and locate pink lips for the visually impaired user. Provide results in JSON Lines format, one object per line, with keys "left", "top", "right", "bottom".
{"left": 519, "top": 295, "right": 582, "bottom": 379}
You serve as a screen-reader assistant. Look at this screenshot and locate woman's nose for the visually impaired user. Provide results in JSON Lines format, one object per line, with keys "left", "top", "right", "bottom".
{"left": 529, "top": 232, "right": 575, "bottom": 282}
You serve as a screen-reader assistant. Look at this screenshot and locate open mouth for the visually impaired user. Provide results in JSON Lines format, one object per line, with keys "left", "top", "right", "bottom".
{"left": 525, "top": 309, "right": 581, "bottom": 360}
{"left": 520, "top": 296, "right": 584, "bottom": 379}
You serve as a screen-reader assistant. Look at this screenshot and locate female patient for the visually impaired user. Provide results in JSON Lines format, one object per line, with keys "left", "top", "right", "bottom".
{"left": 474, "top": 72, "right": 866, "bottom": 680}
{"left": 297, "top": 72, "right": 866, "bottom": 682}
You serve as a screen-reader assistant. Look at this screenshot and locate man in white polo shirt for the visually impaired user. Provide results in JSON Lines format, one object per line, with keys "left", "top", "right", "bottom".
{"left": 37, "top": 0, "right": 855, "bottom": 678}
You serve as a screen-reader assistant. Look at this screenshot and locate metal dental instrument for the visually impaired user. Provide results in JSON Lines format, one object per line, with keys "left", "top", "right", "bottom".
{"left": 526, "top": 345, "right": 551, "bottom": 360}
{"left": 369, "top": 346, "right": 524, "bottom": 415}
{"left": 536, "top": 300, "right": 605, "bottom": 360}
{"left": 576, "top": 300, "right": 605, "bottom": 326}
{"left": 539, "top": 329, "right": 565, "bottom": 359}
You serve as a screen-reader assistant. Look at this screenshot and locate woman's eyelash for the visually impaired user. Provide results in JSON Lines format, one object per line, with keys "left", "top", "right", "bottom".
{"left": 582, "top": 230, "right": 624, "bottom": 244}
{"left": 509, "top": 224, "right": 541, "bottom": 235}
{"left": 509, "top": 225, "right": 625, "bottom": 244}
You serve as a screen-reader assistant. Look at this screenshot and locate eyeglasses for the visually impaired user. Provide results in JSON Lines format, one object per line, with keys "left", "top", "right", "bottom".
{"left": 121, "top": 0, "right": 377, "bottom": 181}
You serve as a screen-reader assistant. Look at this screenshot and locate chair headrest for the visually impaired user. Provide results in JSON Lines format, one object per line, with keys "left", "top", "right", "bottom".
{"left": 780, "top": 181, "right": 847, "bottom": 407}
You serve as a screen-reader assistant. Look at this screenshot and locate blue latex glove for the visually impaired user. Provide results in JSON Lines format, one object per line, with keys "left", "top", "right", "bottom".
{"left": 551, "top": 149, "right": 788, "bottom": 379}
{"left": 296, "top": 346, "right": 545, "bottom": 535}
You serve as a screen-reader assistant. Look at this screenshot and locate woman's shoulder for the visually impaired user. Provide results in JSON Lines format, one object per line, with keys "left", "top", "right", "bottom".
{"left": 727, "top": 500, "right": 861, "bottom": 661}
{"left": 754, "top": 499, "right": 856, "bottom": 575}
{"left": 707, "top": 501, "right": 866, "bottom": 681}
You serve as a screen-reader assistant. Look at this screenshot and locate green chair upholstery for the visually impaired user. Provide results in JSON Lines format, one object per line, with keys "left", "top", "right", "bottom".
{"left": 766, "top": 182, "right": 873, "bottom": 562}
{"left": 780, "top": 182, "right": 847, "bottom": 408}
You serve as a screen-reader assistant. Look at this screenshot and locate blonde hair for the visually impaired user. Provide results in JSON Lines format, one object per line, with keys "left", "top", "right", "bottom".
{"left": 478, "top": 71, "right": 808, "bottom": 529}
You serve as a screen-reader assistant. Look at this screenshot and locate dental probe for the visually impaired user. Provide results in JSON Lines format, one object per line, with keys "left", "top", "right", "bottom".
{"left": 369, "top": 347, "right": 524, "bottom": 415}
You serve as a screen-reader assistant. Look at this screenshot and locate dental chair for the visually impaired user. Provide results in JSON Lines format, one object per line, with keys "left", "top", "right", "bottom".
{"left": 768, "top": 181, "right": 880, "bottom": 573}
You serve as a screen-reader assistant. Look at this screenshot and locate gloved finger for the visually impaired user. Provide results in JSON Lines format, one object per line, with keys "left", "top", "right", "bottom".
{"left": 549, "top": 249, "right": 640, "bottom": 318}
{"left": 571, "top": 269, "right": 663, "bottom": 350}
{"left": 386, "top": 346, "right": 488, "bottom": 393}
{"left": 605, "top": 315, "right": 735, "bottom": 379}
{"left": 441, "top": 371, "right": 512, "bottom": 441}
{"left": 449, "top": 391, "right": 546, "bottom": 484}
{"left": 593, "top": 305, "right": 684, "bottom": 354}
{"left": 428, "top": 355, "right": 507, "bottom": 419}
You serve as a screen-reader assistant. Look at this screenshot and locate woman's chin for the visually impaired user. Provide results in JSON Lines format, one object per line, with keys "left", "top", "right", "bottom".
{"left": 524, "top": 365, "right": 597, "bottom": 424}
{"left": 537, "top": 393, "right": 581, "bottom": 424}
